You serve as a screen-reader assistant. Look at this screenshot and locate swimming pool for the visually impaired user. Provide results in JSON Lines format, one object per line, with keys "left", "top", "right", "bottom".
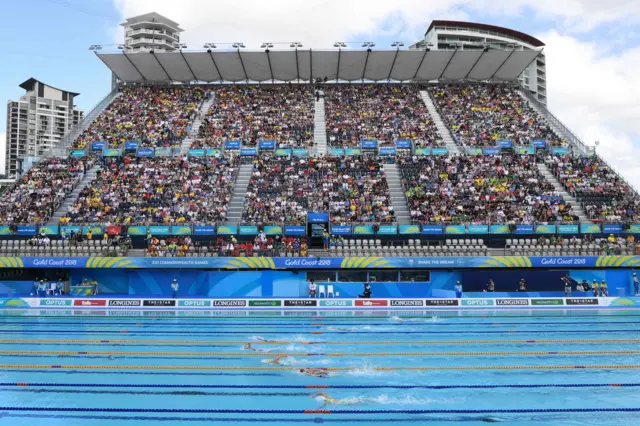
{"left": 0, "top": 309, "right": 639, "bottom": 425}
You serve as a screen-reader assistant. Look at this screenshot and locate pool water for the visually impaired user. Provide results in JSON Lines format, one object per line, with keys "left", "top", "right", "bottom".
{"left": 0, "top": 309, "right": 639, "bottom": 425}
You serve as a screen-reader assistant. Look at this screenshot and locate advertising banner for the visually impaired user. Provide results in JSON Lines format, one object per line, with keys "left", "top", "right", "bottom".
{"left": 531, "top": 299, "right": 564, "bottom": 306}
{"left": 137, "top": 148, "right": 154, "bottom": 157}
{"left": 70, "top": 149, "right": 86, "bottom": 157}
{"left": 603, "top": 224, "right": 623, "bottom": 234}
{"left": 128, "top": 226, "right": 147, "bottom": 235}
{"left": 431, "top": 148, "right": 449, "bottom": 156}
{"left": 496, "top": 299, "right": 530, "bottom": 306}
{"left": 518, "top": 147, "right": 535, "bottom": 155}
{"left": 355, "top": 300, "right": 388, "bottom": 307}
{"left": 148, "top": 226, "right": 170, "bottom": 236}
{"left": 240, "top": 148, "right": 257, "bottom": 156}
{"left": 178, "top": 300, "right": 212, "bottom": 307}
{"left": 329, "top": 148, "right": 345, "bottom": 156}
{"left": 361, "top": 140, "right": 377, "bottom": 149}
{"left": 259, "top": 140, "right": 275, "bottom": 149}
{"left": 16, "top": 226, "right": 37, "bottom": 236}
{"left": 483, "top": 147, "right": 500, "bottom": 155}
{"left": 551, "top": 147, "right": 569, "bottom": 155}
{"left": 143, "top": 300, "right": 176, "bottom": 307}
{"left": 390, "top": 300, "right": 424, "bottom": 306}
{"left": 467, "top": 147, "right": 483, "bottom": 156}
{"left": 533, "top": 140, "right": 547, "bottom": 148}
{"left": 216, "top": 225, "right": 237, "bottom": 235}
{"left": 580, "top": 224, "right": 601, "bottom": 234}
{"left": 445, "top": 225, "right": 466, "bottom": 235}
{"left": 73, "top": 300, "right": 106, "bottom": 307}
{"left": 565, "top": 298, "right": 599, "bottom": 305}
{"left": 189, "top": 149, "right": 205, "bottom": 157}
{"left": 125, "top": 142, "right": 139, "bottom": 150}
{"left": 535, "top": 224, "right": 557, "bottom": 234}
{"left": 264, "top": 226, "right": 283, "bottom": 235}
{"left": 205, "top": 148, "right": 222, "bottom": 157}
{"left": 467, "top": 225, "right": 488, "bottom": 235}
{"left": 171, "top": 226, "right": 192, "bottom": 235}
{"left": 285, "top": 226, "right": 306, "bottom": 236}
{"left": 275, "top": 148, "right": 291, "bottom": 156}
{"left": 239, "top": 226, "right": 259, "bottom": 235}
{"left": 154, "top": 147, "right": 172, "bottom": 157}
{"left": 292, "top": 148, "right": 309, "bottom": 157}
{"left": 424, "top": 299, "right": 459, "bottom": 306}
{"left": 414, "top": 148, "right": 431, "bottom": 156}
{"left": 284, "top": 300, "right": 317, "bottom": 307}
{"left": 353, "top": 225, "right": 374, "bottom": 235}
{"left": 212, "top": 300, "right": 246, "bottom": 307}
{"left": 558, "top": 224, "right": 579, "bottom": 234}
{"left": 308, "top": 213, "right": 329, "bottom": 223}
{"left": 225, "top": 141, "right": 241, "bottom": 149}
{"left": 92, "top": 141, "right": 107, "bottom": 150}
{"left": 497, "top": 140, "right": 513, "bottom": 148}
{"left": 319, "top": 300, "right": 353, "bottom": 307}
{"left": 108, "top": 300, "right": 141, "bottom": 307}
{"left": 462, "top": 299, "right": 495, "bottom": 306}
{"left": 378, "top": 147, "right": 396, "bottom": 155}
{"left": 248, "top": 300, "right": 281, "bottom": 307}
{"left": 514, "top": 224, "right": 534, "bottom": 234}
{"left": 399, "top": 225, "right": 421, "bottom": 235}
{"left": 395, "top": 140, "right": 412, "bottom": 148}
{"left": 330, "top": 225, "right": 352, "bottom": 235}
{"left": 193, "top": 225, "right": 215, "bottom": 236}
{"left": 421, "top": 225, "right": 443, "bottom": 235}
{"left": 377, "top": 225, "right": 398, "bottom": 235}
{"left": 346, "top": 148, "right": 362, "bottom": 156}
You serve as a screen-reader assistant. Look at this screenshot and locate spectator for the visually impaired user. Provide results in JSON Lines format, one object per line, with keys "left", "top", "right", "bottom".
{"left": 309, "top": 280, "right": 317, "bottom": 298}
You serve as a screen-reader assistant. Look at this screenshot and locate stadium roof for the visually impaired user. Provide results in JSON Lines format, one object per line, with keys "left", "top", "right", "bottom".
{"left": 426, "top": 20, "right": 545, "bottom": 48}
{"left": 96, "top": 49, "right": 541, "bottom": 83}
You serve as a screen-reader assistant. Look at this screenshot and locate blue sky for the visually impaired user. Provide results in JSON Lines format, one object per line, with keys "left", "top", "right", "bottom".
{"left": 1, "top": 0, "right": 639, "bottom": 186}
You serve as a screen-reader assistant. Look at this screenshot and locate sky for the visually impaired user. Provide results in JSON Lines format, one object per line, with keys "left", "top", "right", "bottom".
{"left": 0, "top": 0, "right": 639, "bottom": 186}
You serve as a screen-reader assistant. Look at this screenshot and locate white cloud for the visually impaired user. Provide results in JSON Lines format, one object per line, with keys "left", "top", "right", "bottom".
{"left": 0, "top": 132, "right": 5, "bottom": 177}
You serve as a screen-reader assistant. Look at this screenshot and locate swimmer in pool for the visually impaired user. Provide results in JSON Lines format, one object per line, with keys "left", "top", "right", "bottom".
{"left": 299, "top": 368, "right": 330, "bottom": 378}
{"left": 311, "top": 392, "right": 351, "bottom": 407}
{"left": 244, "top": 343, "right": 270, "bottom": 352}
{"left": 263, "top": 355, "right": 288, "bottom": 365}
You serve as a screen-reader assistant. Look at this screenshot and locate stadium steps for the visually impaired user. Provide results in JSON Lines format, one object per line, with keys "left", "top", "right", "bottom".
{"left": 225, "top": 164, "right": 253, "bottom": 225}
{"left": 419, "top": 90, "right": 461, "bottom": 155}
{"left": 181, "top": 95, "right": 216, "bottom": 155}
{"left": 383, "top": 163, "right": 411, "bottom": 226}
{"left": 314, "top": 96, "right": 327, "bottom": 155}
{"left": 46, "top": 165, "right": 101, "bottom": 225}
{"left": 536, "top": 163, "right": 592, "bottom": 223}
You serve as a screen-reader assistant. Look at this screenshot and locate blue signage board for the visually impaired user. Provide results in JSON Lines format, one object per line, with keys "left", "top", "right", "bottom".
{"left": 148, "top": 226, "right": 170, "bottom": 236}
{"left": 483, "top": 147, "right": 500, "bottom": 155}
{"left": 259, "top": 140, "right": 275, "bottom": 149}
{"left": 378, "top": 147, "right": 396, "bottom": 156}
{"left": 421, "top": 225, "right": 443, "bottom": 235}
{"left": 558, "top": 224, "right": 579, "bottom": 234}
{"left": 239, "top": 226, "right": 259, "bottom": 235}
{"left": 533, "top": 140, "right": 547, "bottom": 148}
{"left": 285, "top": 226, "right": 306, "bottom": 236}
{"left": 125, "top": 142, "right": 139, "bottom": 150}
{"left": 535, "top": 224, "right": 557, "bottom": 234}
{"left": 361, "top": 140, "right": 377, "bottom": 149}
{"left": 431, "top": 148, "right": 449, "bottom": 156}
{"left": 353, "top": 225, "right": 374, "bottom": 235}
{"left": 395, "top": 140, "right": 412, "bottom": 149}
{"left": 70, "top": 149, "right": 86, "bottom": 157}
{"left": 445, "top": 225, "right": 466, "bottom": 235}
{"left": 414, "top": 148, "right": 431, "bottom": 156}
{"left": 581, "top": 224, "right": 602, "bottom": 234}
{"left": 275, "top": 148, "right": 292, "bottom": 156}
{"left": 216, "top": 225, "right": 237, "bottom": 235}
{"left": 189, "top": 149, "right": 205, "bottom": 157}
{"left": 240, "top": 147, "right": 257, "bottom": 156}
{"left": 264, "top": 225, "right": 283, "bottom": 235}
{"left": 331, "top": 225, "right": 352, "bottom": 235}
{"left": 515, "top": 224, "right": 534, "bottom": 234}
{"left": 603, "top": 224, "right": 623, "bottom": 234}
{"left": 329, "top": 148, "right": 345, "bottom": 156}
{"left": 377, "top": 225, "right": 398, "bottom": 235}
{"left": 293, "top": 148, "right": 309, "bottom": 157}
{"left": 193, "top": 225, "right": 215, "bottom": 236}
{"left": 16, "top": 225, "right": 37, "bottom": 236}
{"left": 92, "top": 141, "right": 107, "bottom": 150}
{"left": 308, "top": 212, "right": 329, "bottom": 223}
{"left": 127, "top": 226, "right": 147, "bottom": 236}
{"left": 137, "top": 148, "right": 154, "bottom": 157}
{"left": 346, "top": 148, "right": 362, "bottom": 156}
{"left": 551, "top": 147, "right": 569, "bottom": 155}
{"left": 497, "top": 139, "right": 513, "bottom": 148}
{"left": 467, "top": 224, "right": 489, "bottom": 235}
{"left": 206, "top": 148, "right": 222, "bottom": 157}
{"left": 225, "top": 140, "right": 241, "bottom": 149}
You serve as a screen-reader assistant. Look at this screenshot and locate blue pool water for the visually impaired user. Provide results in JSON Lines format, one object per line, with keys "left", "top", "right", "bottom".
{"left": 0, "top": 309, "right": 639, "bottom": 425}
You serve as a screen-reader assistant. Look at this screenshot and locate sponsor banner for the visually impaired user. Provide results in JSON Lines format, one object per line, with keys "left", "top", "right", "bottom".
{"left": 395, "top": 140, "right": 412, "bottom": 149}
{"left": 212, "top": 300, "right": 246, "bottom": 307}
{"left": 137, "top": 148, "right": 154, "bottom": 157}
{"left": 125, "top": 141, "right": 139, "bottom": 150}
{"left": 189, "top": 148, "right": 206, "bottom": 157}
{"left": 331, "top": 225, "right": 352, "bottom": 235}
{"left": 108, "top": 300, "right": 142, "bottom": 307}
{"left": 462, "top": 299, "right": 495, "bottom": 306}
{"left": 535, "top": 224, "right": 557, "bottom": 234}
{"left": 83, "top": 225, "right": 103, "bottom": 235}
{"left": 92, "top": 141, "right": 107, "bottom": 150}
{"left": 361, "top": 140, "right": 377, "bottom": 149}
{"left": 445, "top": 225, "right": 465, "bottom": 235}
{"left": 551, "top": 147, "right": 569, "bottom": 155}
{"left": 193, "top": 225, "right": 215, "bottom": 236}
{"left": 70, "top": 149, "right": 86, "bottom": 157}
{"left": 353, "top": 225, "right": 374, "bottom": 235}
{"left": 425, "top": 299, "right": 459, "bottom": 306}
{"left": 239, "top": 226, "right": 259, "bottom": 235}
{"left": 73, "top": 299, "right": 107, "bottom": 307}
{"left": 275, "top": 148, "right": 291, "bottom": 156}
{"left": 467, "top": 225, "right": 488, "bottom": 235}
{"left": 399, "top": 225, "right": 421, "bottom": 235}
{"left": 497, "top": 139, "right": 512, "bottom": 148}
{"left": 248, "top": 300, "right": 282, "bottom": 307}
{"left": 518, "top": 146, "right": 534, "bottom": 155}
{"left": 264, "top": 226, "right": 283, "bottom": 235}
{"left": 39, "top": 299, "right": 72, "bottom": 306}
{"left": 143, "top": 300, "right": 177, "bottom": 307}
{"left": 284, "top": 300, "right": 318, "bottom": 307}
{"left": 154, "top": 147, "right": 172, "bottom": 157}
{"left": 377, "top": 225, "right": 398, "bottom": 235}
{"left": 16, "top": 225, "right": 37, "bottom": 236}
{"left": 225, "top": 140, "right": 241, "bottom": 149}
{"left": 496, "top": 299, "right": 530, "bottom": 306}
{"left": 259, "top": 140, "right": 275, "bottom": 149}
{"left": 39, "top": 225, "right": 59, "bottom": 235}
{"left": 390, "top": 300, "right": 424, "bottom": 307}
{"left": 421, "top": 225, "right": 443, "bottom": 235}
{"left": 531, "top": 299, "right": 564, "bottom": 306}
{"left": 148, "top": 225, "right": 170, "bottom": 236}
{"left": 484, "top": 147, "right": 500, "bottom": 155}
{"left": 61, "top": 225, "right": 81, "bottom": 235}
{"left": 319, "top": 300, "right": 354, "bottom": 307}
{"left": 515, "top": 224, "right": 534, "bottom": 234}
{"left": 431, "top": 148, "right": 448, "bottom": 156}
{"left": 533, "top": 140, "right": 547, "bottom": 148}
{"left": 378, "top": 147, "right": 396, "bottom": 155}
{"left": 178, "top": 300, "right": 213, "bottom": 307}
{"left": 414, "top": 148, "right": 431, "bottom": 156}
{"left": 345, "top": 148, "right": 362, "bottom": 156}
{"left": 205, "top": 148, "right": 222, "bottom": 157}
{"left": 0, "top": 298, "right": 30, "bottom": 308}
{"left": 308, "top": 212, "right": 329, "bottom": 223}
{"left": 240, "top": 147, "right": 257, "bottom": 156}
{"left": 603, "top": 224, "right": 623, "bottom": 234}
{"left": 103, "top": 148, "right": 120, "bottom": 157}
{"left": 293, "top": 148, "right": 309, "bottom": 157}
{"left": 490, "top": 224, "right": 510, "bottom": 234}
{"left": 558, "top": 224, "right": 579, "bottom": 234}
{"left": 355, "top": 300, "right": 388, "bottom": 307}
{"left": 328, "top": 148, "right": 345, "bottom": 156}
{"left": 216, "top": 225, "right": 237, "bottom": 235}
{"left": 0, "top": 226, "right": 11, "bottom": 235}
{"left": 171, "top": 226, "right": 192, "bottom": 235}
{"left": 128, "top": 226, "right": 147, "bottom": 236}
{"left": 285, "top": 226, "right": 306, "bottom": 236}
{"left": 625, "top": 224, "right": 640, "bottom": 234}
{"left": 467, "top": 147, "right": 483, "bottom": 156}
{"left": 566, "top": 298, "right": 599, "bottom": 305}
{"left": 580, "top": 224, "right": 601, "bottom": 234}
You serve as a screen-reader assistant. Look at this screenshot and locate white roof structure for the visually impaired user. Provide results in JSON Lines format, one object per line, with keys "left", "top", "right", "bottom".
{"left": 96, "top": 49, "right": 541, "bottom": 83}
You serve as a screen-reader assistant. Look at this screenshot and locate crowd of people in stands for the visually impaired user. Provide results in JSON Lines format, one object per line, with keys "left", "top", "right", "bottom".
{"left": 61, "top": 156, "right": 236, "bottom": 225}
{"left": 325, "top": 85, "right": 442, "bottom": 147}
{"left": 0, "top": 157, "right": 93, "bottom": 224}
{"left": 429, "top": 85, "right": 565, "bottom": 148}
{"left": 548, "top": 155, "right": 640, "bottom": 223}
{"left": 399, "top": 154, "right": 578, "bottom": 224}
{"left": 73, "top": 86, "right": 207, "bottom": 149}
{"left": 195, "top": 85, "right": 314, "bottom": 148}
{"left": 242, "top": 155, "right": 394, "bottom": 225}
{"left": 147, "top": 235, "right": 193, "bottom": 257}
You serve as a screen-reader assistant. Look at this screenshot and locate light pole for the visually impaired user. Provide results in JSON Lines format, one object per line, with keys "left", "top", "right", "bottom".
{"left": 290, "top": 42, "right": 303, "bottom": 48}
{"left": 260, "top": 42, "right": 274, "bottom": 52}
{"left": 391, "top": 41, "right": 404, "bottom": 48}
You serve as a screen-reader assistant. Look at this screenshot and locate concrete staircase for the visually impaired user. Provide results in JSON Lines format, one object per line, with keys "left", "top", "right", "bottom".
{"left": 419, "top": 90, "right": 461, "bottom": 155}
{"left": 225, "top": 164, "right": 253, "bottom": 225}
{"left": 47, "top": 165, "right": 101, "bottom": 225}
{"left": 383, "top": 164, "right": 411, "bottom": 225}
{"left": 60, "top": 90, "right": 121, "bottom": 149}
{"left": 314, "top": 96, "right": 327, "bottom": 155}
{"left": 181, "top": 95, "right": 215, "bottom": 155}
{"left": 537, "top": 162, "right": 591, "bottom": 223}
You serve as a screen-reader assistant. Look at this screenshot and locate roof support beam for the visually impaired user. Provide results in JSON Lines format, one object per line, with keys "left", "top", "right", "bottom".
{"left": 438, "top": 48, "right": 458, "bottom": 80}
{"left": 361, "top": 49, "right": 372, "bottom": 82}
{"left": 489, "top": 49, "right": 515, "bottom": 81}
{"left": 237, "top": 49, "right": 249, "bottom": 82}
{"left": 295, "top": 48, "right": 300, "bottom": 82}
{"left": 412, "top": 49, "right": 429, "bottom": 81}
{"left": 387, "top": 48, "right": 400, "bottom": 82}
{"left": 123, "top": 52, "right": 147, "bottom": 81}
{"left": 464, "top": 49, "right": 486, "bottom": 81}
{"left": 180, "top": 51, "right": 198, "bottom": 81}
{"left": 309, "top": 48, "right": 313, "bottom": 82}
{"left": 336, "top": 48, "right": 342, "bottom": 82}
{"left": 151, "top": 52, "right": 173, "bottom": 80}
{"left": 96, "top": 52, "right": 126, "bottom": 82}
{"left": 265, "top": 50, "right": 274, "bottom": 83}
{"left": 207, "top": 50, "right": 223, "bottom": 82}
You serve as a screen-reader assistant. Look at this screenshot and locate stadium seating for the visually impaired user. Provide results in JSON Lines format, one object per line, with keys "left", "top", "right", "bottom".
{"left": 324, "top": 85, "right": 443, "bottom": 147}
{"left": 0, "top": 237, "right": 129, "bottom": 257}
{"left": 428, "top": 85, "right": 564, "bottom": 148}
{"left": 73, "top": 86, "right": 207, "bottom": 149}
{"left": 399, "top": 155, "right": 578, "bottom": 224}
{"left": 241, "top": 156, "right": 394, "bottom": 225}
{"left": 145, "top": 235, "right": 308, "bottom": 258}
{"left": 0, "top": 157, "right": 93, "bottom": 224}
{"left": 506, "top": 236, "right": 635, "bottom": 256}
{"left": 195, "top": 85, "right": 314, "bottom": 148}
{"left": 61, "top": 156, "right": 237, "bottom": 225}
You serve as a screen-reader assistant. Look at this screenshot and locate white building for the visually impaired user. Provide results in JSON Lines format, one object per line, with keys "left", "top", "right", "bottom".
{"left": 121, "top": 12, "right": 183, "bottom": 53}
{"left": 4, "top": 78, "right": 83, "bottom": 178}
{"left": 412, "top": 20, "right": 547, "bottom": 104}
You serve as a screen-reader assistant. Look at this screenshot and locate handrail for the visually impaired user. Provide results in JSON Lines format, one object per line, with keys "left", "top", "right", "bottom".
{"left": 59, "top": 88, "right": 119, "bottom": 150}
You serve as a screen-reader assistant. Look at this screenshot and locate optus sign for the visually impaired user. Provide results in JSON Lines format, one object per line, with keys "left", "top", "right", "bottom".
{"left": 40, "top": 299, "right": 72, "bottom": 306}
{"left": 461, "top": 299, "right": 495, "bottom": 306}
{"left": 319, "top": 300, "right": 354, "bottom": 307}
{"left": 178, "top": 300, "right": 212, "bottom": 307}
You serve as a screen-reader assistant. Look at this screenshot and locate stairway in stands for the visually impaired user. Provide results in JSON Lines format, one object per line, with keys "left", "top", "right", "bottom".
{"left": 181, "top": 95, "right": 215, "bottom": 155}
{"left": 536, "top": 163, "right": 592, "bottom": 223}
{"left": 383, "top": 163, "right": 411, "bottom": 225}
{"left": 314, "top": 95, "right": 327, "bottom": 155}
{"left": 46, "top": 165, "right": 100, "bottom": 225}
{"left": 419, "top": 90, "right": 462, "bottom": 155}
{"left": 224, "top": 164, "right": 253, "bottom": 226}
